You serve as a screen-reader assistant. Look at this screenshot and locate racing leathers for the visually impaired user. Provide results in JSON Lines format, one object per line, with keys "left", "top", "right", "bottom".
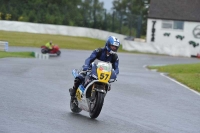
{"left": 45, "top": 42, "right": 53, "bottom": 51}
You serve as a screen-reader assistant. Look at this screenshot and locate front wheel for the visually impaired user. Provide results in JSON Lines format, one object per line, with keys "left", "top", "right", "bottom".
{"left": 41, "top": 49, "right": 46, "bottom": 54}
{"left": 89, "top": 92, "right": 104, "bottom": 119}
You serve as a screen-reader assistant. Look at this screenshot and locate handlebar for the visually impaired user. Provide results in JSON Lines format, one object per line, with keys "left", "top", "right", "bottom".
{"left": 79, "top": 69, "right": 91, "bottom": 75}
{"left": 109, "top": 79, "right": 117, "bottom": 83}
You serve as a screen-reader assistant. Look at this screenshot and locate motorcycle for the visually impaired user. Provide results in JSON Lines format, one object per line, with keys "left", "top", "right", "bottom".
{"left": 41, "top": 45, "right": 61, "bottom": 56}
{"left": 70, "top": 60, "right": 116, "bottom": 118}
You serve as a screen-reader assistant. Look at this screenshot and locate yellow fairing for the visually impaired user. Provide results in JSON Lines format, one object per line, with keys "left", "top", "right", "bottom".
{"left": 76, "top": 89, "right": 82, "bottom": 101}
{"left": 97, "top": 68, "right": 111, "bottom": 83}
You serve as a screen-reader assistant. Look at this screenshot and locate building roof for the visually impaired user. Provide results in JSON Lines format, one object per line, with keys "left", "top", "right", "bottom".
{"left": 148, "top": 0, "right": 200, "bottom": 22}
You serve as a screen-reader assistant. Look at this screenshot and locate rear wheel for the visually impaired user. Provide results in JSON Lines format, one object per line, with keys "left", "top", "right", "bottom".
{"left": 89, "top": 92, "right": 104, "bottom": 118}
{"left": 70, "top": 98, "right": 82, "bottom": 113}
{"left": 56, "top": 50, "right": 61, "bottom": 56}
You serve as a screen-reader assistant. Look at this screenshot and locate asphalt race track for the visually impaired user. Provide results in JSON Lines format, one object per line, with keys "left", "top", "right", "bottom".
{"left": 0, "top": 47, "right": 200, "bottom": 133}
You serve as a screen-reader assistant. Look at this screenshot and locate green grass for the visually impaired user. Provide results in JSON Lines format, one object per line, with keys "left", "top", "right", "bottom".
{"left": 0, "top": 30, "right": 105, "bottom": 50}
{"left": 147, "top": 63, "right": 200, "bottom": 92}
{"left": 0, "top": 30, "right": 129, "bottom": 52}
{"left": 0, "top": 51, "right": 34, "bottom": 58}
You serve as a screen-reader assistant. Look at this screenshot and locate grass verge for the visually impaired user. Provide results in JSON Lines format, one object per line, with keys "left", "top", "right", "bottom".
{"left": 0, "top": 30, "right": 114, "bottom": 50}
{"left": 0, "top": 51, "right": 34, "bottom": 58}
{"left": 147, "top": 63, "right": 200, "bottom": 93}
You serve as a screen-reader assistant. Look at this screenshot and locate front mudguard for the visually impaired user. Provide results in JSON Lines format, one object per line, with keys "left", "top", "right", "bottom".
{"left": 91, "top": 87, "right": 107, "bottom": 101}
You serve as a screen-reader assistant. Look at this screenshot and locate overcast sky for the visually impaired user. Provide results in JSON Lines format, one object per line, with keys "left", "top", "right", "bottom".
{"left": 99, "top": 0, "right": 113, "bottom": 10}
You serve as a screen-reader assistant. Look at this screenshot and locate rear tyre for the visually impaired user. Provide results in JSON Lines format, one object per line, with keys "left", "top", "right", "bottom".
{"left": 56, "top": 50, "right": 61, "bottom": 56}
{"left": 89, "top": 92, "right": 104, "bottom": 118}
{"left": 70, "top": 98, "right": 82, "bottom": 113}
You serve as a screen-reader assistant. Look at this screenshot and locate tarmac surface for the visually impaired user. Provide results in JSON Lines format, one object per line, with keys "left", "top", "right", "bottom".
{"left": 0, "top": 47, "right": 200, "bottom": 133}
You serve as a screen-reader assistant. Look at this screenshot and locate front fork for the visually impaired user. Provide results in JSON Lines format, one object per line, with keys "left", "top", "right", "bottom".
{"left": 91, "top": 84, "right": 107, "bottom": 100}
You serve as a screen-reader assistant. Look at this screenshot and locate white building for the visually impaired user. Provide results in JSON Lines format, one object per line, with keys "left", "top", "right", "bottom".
{"left": 146, "top": 0, "right": 200, "bottom": 57}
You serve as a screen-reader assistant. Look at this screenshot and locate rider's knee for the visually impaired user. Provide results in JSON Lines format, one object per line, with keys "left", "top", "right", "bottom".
{"left": 74, "top": 77, "right": 81, "bottom": 84}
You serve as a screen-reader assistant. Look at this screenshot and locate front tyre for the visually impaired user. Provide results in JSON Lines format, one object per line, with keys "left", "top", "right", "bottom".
{"left": 41, "top": 49, "right": 46, "bottom": 54}
{"left": 89, "top": 92, "right": 104, "bottom": 119}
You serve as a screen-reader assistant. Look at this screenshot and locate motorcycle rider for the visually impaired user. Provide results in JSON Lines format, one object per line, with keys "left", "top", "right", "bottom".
{"left": 69, "top": 36, "right": 120, "bottom": 100}
{"left": 45, "top": 41, "right": 54, "bottom": 52}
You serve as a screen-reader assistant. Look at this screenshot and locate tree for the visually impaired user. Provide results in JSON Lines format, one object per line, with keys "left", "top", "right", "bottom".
{"left": 0, "top": 0, "right": 150, "bottom": 36}
{"left": 112, "top": 0, "right": 150, "bottom": 37}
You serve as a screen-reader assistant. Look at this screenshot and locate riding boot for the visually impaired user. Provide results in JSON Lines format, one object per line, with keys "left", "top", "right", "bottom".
{"left": 69, "top": 78, "right": 81, "bottom": 98}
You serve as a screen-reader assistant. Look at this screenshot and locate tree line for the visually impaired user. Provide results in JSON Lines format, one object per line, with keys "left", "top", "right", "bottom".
{"left": 0, "top": 0, "right": 150, "bottom": 37}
